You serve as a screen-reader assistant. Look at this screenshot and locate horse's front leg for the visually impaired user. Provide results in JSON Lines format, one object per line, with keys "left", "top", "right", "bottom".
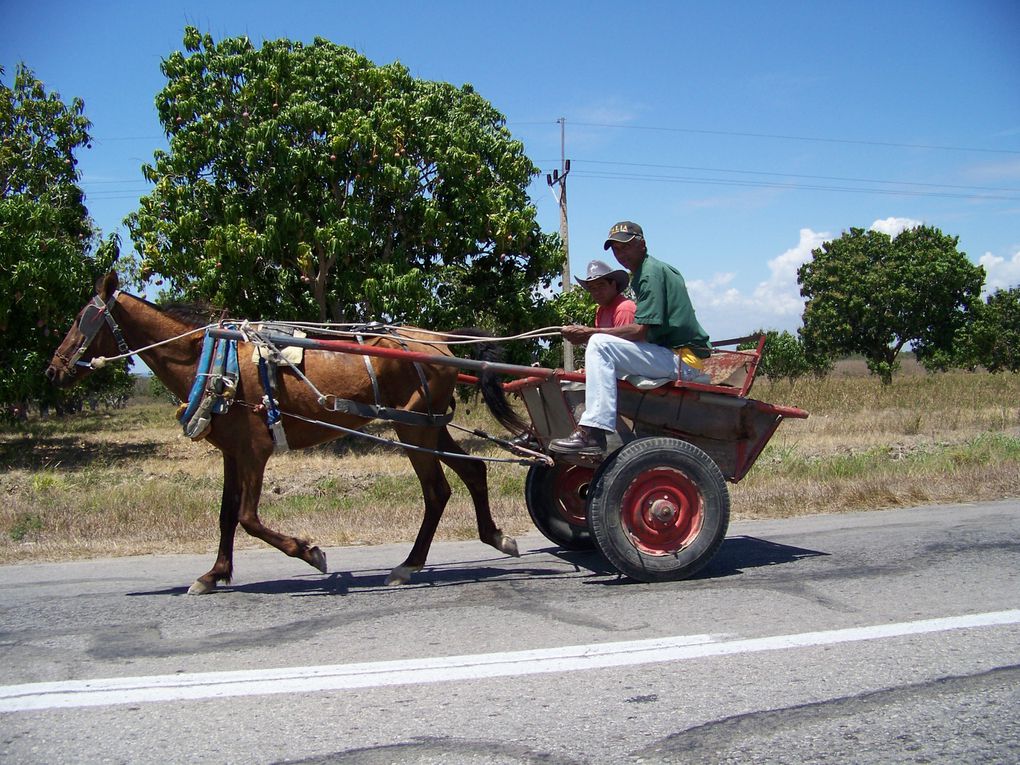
{"left": 189, "top": 451, "right": 327, "bottom": 595}
{"left": 188, "top": 453, "right": 241, "bottom": 595}
{"left": 236, "top": 452, "right": 327, "bottom": 572}
{"left": 438, "top": 427, "right": 519, "bottom": 558}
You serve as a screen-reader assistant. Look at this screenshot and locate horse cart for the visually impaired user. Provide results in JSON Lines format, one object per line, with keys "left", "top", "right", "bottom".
{"left": 205, "top": 327, "right": 808, "bottom": 583}
{"left": 47, "top": 276, "right": 806, "bottom": 591}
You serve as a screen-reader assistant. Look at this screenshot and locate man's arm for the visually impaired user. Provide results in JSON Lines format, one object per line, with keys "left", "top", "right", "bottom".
{"left": 561, "top": 323, "right": 649, "bottom": 343}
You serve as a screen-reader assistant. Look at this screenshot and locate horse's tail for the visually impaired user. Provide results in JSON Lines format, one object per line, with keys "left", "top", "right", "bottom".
{"left": 448, "top": 328, "right": 530, "bottom": 436}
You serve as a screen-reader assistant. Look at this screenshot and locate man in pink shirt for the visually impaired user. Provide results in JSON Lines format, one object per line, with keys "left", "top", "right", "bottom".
{"left": 575, "top": 259, "right": 636, "bottom": 328}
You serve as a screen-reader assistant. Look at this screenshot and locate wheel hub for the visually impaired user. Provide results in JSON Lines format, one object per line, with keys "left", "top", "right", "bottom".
{"left": 648, "top": 497, "right": 680, "bottom": 525}
{"left": 622, "top": 467, "right": 704, "bottom": 555}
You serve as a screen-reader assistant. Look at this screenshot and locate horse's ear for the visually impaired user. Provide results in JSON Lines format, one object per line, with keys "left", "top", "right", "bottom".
{"left": 97, "top": 271, "right": 119, "bottom": 300}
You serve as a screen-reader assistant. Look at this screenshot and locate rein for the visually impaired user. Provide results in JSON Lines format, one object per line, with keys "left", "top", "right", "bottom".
{"left": 60, "top": 293, "right": 552, "bottom": 465}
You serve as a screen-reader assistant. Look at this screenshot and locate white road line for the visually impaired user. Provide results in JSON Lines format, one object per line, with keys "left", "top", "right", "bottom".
{"left": 2, "top": 609, "right": 1018, "bottom": 713}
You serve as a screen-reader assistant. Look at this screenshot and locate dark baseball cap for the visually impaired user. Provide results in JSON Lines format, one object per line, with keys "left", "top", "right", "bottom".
{"left": 603, "top": 221, "right": 644, "bottom": 250}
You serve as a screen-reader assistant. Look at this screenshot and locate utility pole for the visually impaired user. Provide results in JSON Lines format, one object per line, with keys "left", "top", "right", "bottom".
{"left": 546, "top": 117, "right": 574, "bottom": 370}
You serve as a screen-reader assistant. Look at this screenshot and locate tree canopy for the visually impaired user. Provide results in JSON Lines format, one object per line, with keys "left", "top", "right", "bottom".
{"left": 0, "top": 64, "right": 125, "bottom": 414}
{"left": 797, "top": 225, "right": 985, "bottom": 383}
{"left": 127, "top": 28, "right": 561, "bottom": 338}
{"left": 956, "top": 286, "right": 1020, "bottom": 373}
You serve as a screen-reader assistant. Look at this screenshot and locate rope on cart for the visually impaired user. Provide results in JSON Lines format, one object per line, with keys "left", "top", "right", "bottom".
{"left": 89, "top": 322, "right": 563, "bottom": 369}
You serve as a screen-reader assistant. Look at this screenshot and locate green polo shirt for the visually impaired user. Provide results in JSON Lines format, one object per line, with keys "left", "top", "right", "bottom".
{"left": 632, "top": 253, "right": 712, "bottom": 356}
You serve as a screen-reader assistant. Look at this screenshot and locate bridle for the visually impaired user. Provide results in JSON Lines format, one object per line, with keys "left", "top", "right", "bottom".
{"left": 55, "top": 292, "right": 132, "bottom": 376}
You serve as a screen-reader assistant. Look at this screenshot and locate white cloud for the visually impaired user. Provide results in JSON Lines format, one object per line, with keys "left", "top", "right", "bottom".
{"left": 689, "top": 228, "right": 829, "bottom": 338}
{"left": 751, "top": 228, "right": 829, "bottom": 316}
{"left": 979, "top": 249, "right": 1020, "bottom": 293}
{"left": 869, "top": 217, "right": 923, "bottom": 236}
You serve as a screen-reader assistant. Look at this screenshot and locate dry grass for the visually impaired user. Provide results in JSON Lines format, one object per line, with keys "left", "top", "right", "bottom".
{"left": 735, "top": 367, "right": 1020, "bottom": 517}
{"left": 1, "top": 366, "right": 1018, "bottom": 564}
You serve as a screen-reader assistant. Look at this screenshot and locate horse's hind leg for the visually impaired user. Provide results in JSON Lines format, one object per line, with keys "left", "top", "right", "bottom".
{"left": 386, "top": 426, "right": 452, "bottom": 585}
{"left": 437, "top": 427, "right": 519, "bottom": 558}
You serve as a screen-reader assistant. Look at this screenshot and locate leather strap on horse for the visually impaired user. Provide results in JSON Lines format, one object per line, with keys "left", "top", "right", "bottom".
{"left": 257, "top": 352, "right": 290, "bottom": 453}
{"left": 394, "top": 335, "right": 437, "bottom": 423}
{"left": 323, "top": 397, "right": 453, "bottom": 427}
{"left": 319, "top": 331, "right": 452, "bottom": 428}
{"left": 356, "top": 332, "right": 384, "bottom": 408}
{"left": 64, "top": 292, "right": 131, "bottom": 375}
{"left": 104, "top": 302, "right": 131, "bottom": 358}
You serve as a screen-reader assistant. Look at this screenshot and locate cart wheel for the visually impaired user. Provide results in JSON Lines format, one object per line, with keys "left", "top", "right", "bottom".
{"left": 587, "top": 437, "right": 729, "bottom": 582}
{"left": 524, "top": 463, "right": 596, "bottom": 550}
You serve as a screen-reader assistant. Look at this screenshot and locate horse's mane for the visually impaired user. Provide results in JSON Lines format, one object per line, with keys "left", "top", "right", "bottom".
{"left": 160, "top": 301, "right": 227, "bottom": 328}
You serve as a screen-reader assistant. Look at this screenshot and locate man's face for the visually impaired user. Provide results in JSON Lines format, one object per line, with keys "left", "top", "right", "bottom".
{"left": 583, "top": 277, "right": 618, "bottom": 308}
{"left": 609, "top": 238, "right": 645, "bottom": 271}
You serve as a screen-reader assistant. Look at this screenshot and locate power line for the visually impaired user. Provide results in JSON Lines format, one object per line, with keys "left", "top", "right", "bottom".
{"left": 566, "top": 169, "right": 1020, "bottom": 201}
{"left": 534, "top": 158, "right": 1020, "bottom": 195}
{"left": 566, "top": 121, "right": 1020, "bottom": 155}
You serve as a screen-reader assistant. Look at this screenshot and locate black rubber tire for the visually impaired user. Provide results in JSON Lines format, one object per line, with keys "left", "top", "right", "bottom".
{"left": 524, "top": 463, "right": 596, "bottom": 550}
{"left": 586, "top": 437, "right": 730, "bottom": 582}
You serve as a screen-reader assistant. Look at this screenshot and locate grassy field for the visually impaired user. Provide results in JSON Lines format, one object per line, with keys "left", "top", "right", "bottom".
{"left": 2, "top": 364, "right": 1018, "bottom": 564}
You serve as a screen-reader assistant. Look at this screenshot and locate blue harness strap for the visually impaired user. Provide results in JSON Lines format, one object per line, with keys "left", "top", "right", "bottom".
{"left": 257, "top": 355, "right": 282, "bottom": 428}
{"left": 179, "top": 331, "right": 217, "bottom": 425}
{"left": 257, "top": 353, "right": 290, "bottom": 452}
{"left": 211, "top": 329, "right": 240, "bottom": 414}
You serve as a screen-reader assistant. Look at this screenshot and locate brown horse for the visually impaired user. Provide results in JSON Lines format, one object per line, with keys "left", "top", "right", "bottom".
{"left": 46, "top": 272, "right": 525, "bottom": 593}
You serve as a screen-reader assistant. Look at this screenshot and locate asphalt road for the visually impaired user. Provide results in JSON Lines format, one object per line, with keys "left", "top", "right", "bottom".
{"left": 1, "top": 500, "right": 1019, "bottom": 764}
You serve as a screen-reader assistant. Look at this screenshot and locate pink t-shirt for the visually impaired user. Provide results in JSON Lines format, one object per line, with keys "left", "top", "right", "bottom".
{"left": 595, "top": 293, "right": 637, "bottom": 329}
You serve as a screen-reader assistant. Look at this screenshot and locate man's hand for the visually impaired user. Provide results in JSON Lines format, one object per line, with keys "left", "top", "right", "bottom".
{"left": 560, "top": 323, "right": 649, "bottom": 344}
{"left": 561, "top": 324, "right": 595, "bottom": 344}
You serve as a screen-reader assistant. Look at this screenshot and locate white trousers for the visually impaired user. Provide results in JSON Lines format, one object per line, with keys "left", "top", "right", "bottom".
{"left": 577, "top": 333, "right": 698, "bottom": 433}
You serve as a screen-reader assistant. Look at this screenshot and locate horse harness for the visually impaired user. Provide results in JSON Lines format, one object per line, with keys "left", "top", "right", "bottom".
{"left": 318, "top": 324, "right": 452, "bottom": 428}
{"left": 59, "top": 293, "right": 132, "bottom": 376}
{"left": 179, "top": 322, "right": 453, "bottom": 452}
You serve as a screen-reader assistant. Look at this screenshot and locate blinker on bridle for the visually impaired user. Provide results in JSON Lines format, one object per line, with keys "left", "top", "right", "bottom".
{"left": 61, "top": 292, "right": 131, "bottom": 376}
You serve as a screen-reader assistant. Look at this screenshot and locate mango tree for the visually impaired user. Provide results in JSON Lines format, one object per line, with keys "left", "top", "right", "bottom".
{"left": 127, "top": 28, "right": 561, "bottom": 343}
{"left": 0, "top": 64, "right": 125, "bottom": 415}
{"left": 797, "top": 226, "right": 984, "bottom": 383}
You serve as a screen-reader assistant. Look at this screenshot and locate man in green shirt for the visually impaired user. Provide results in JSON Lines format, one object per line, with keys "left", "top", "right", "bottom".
{"left": 550, "top": 221, "right": 712, "bottom": 455}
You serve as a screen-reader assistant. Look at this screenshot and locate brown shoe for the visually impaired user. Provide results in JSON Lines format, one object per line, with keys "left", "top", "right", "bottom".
{"left": 549, "top": 426, "right": 607, "bottom": 455}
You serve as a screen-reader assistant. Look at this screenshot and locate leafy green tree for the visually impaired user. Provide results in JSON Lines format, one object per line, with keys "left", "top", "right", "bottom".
{"left": 128, "top": 28, "right": 561, "bottom": 340}
{"left": 0, "top": 64, "right": 123, "bottom": 416}
{"left": 797, "top": 226, "right": 984, "bottom": 384}
{"left": 738, "top": 329, "right": 829, "bottom": 381}
{"left": 959, "top": 287, "right": 1020, "bottom": 373}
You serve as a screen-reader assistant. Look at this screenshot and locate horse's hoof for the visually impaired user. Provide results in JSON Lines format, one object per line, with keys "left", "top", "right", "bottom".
{"left": 308, "top": 546, "right": 328, "bottom": 574}
{"left": 188, "top": 579, "right": 215, "bottom": 595}
{"left": 497, "top": 533, "right": 520, "bottom": 558}
{"left": 385, "top": 564, "right": 419, "bottom": 586}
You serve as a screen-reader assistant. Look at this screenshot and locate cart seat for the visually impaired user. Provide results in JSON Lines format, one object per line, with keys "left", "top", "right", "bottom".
{"left": 623, "top": 348, "right": 757, "bottom": 391}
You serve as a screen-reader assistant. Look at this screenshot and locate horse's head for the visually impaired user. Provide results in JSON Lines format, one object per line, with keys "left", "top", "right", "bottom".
{"left": 45, "top": 271, "right": 128, "bottom": 387}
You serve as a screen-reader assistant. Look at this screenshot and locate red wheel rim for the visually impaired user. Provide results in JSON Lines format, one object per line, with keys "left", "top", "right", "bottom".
{"left": 553, "top": 465, "right": 595, "bottom": 528}
{"left": 620, "top": 467, "right": 704, "bottom": 555}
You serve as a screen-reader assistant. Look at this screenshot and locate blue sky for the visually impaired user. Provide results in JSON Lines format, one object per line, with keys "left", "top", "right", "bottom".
{"left": 3, "top": 0, "right": 1018, "bottom": 340}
